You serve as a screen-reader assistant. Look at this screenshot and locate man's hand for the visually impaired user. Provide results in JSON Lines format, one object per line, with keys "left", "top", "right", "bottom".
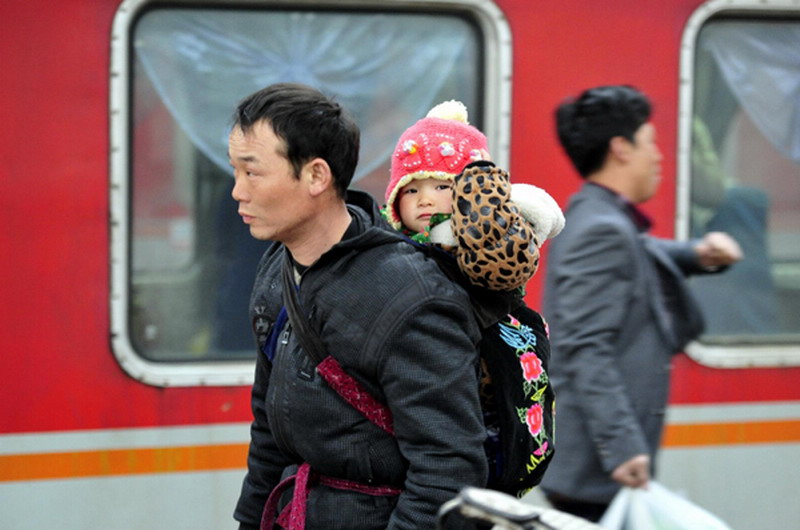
{"left": 611, "top": 454, "right": 650, "bottom": 488}
{"left": 694, "top": 231, "right": 743, "bottom": 269}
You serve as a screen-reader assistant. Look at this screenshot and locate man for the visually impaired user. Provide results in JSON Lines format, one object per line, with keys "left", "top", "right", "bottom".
{"left": 539, "top": 85, "right": 742, "bottom": 522}
{"left": 229, "top": 83, "right": 487, "bottom": 529}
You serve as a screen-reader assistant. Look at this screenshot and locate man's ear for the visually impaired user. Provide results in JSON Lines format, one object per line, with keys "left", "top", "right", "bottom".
{"left": 303, "top": 158, "right": 334, "bottom": 197}
{"left": 609, "top": 136, "right": 633, "bottom": 163}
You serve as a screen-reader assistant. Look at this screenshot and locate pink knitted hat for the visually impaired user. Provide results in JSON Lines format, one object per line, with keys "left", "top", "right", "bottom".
{"left": 385, "top": 100, "right": 488, "bottom": 230}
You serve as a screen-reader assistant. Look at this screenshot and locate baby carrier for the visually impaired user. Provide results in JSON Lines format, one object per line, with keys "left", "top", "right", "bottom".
{"left": 282, "top": 249, "right": 555, "bottom": 498}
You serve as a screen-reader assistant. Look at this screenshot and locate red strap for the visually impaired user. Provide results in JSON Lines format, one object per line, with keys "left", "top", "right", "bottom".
{"left": 260, "top": 464, "right": 310, "bottom": 530}
{"left": 260, "top": 462, "right": 402, "bottom": 530}
{"left": 316, "top": 356, "right": 395, "bottom": 436}
{"left": 319, "top": 475, "right": 403, "bottom": 496}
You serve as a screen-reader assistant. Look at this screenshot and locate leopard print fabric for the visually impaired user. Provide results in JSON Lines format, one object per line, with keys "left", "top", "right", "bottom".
{"left": 449, "top": 163, "right": 540, "bottom": 291}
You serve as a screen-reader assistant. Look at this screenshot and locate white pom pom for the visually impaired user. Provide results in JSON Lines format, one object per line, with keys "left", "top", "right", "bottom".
{"left": 510, "top": 183, "right": 565, "bottom": 245}
{"left": 426, "top": 100, "right": 469, "bottom": 124}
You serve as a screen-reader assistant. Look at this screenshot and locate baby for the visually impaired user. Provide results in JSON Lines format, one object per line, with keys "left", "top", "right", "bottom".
{"left": 384, "top": 100, "right": 563, "bottom": 292}
{"left": 383, "top": 100, "right": 564, "bottom": 496}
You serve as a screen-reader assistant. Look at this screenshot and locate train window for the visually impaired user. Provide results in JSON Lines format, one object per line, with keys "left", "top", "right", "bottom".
{"left": 109, "top": 0, "right": 511, "bottom": 385}
{"left": 678, "top": 1, "right": 800, "bottom": 367}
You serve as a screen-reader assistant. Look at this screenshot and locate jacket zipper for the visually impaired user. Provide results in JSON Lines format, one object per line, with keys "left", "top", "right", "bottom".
{"left": 269, "top": 322, "right": 296, "bottom": 458}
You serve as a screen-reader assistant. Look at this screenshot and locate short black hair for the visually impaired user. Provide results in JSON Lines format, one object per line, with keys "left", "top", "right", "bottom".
{"left": 232, "top": 83, "right": 360, "bottom": 198}
{"left": 555, "top": 85, "right": 652, "bottom": 178}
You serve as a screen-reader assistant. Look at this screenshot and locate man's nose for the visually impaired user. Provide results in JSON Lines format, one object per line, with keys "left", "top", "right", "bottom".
{"left": 231, "top": 176, "right": 248, "bottom": 202}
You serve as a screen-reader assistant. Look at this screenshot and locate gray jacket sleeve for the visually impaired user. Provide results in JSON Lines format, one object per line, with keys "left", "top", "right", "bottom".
{"left": 648, "top": 236, "right": 713, "bottom": 276}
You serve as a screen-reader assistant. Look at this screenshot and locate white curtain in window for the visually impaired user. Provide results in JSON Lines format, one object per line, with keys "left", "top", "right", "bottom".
{"left": 134, "top": 9, "right": 478, "bottom": 180}
{"left": 702, "top": 22, "right": 800, "bottom": 164}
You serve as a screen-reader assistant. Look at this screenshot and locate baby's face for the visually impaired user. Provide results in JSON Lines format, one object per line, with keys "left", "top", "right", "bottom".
{"left": 398, "top": 178, "right": 453, "bottom": 233}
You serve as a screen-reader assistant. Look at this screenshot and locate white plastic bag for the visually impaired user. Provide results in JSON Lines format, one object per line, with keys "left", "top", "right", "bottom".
{"left": 598, "top": 481, "right": 732, "bottom": 530}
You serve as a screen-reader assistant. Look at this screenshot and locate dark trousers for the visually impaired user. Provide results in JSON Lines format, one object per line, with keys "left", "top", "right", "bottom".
{"left": 545, "top": 493, "right": 609, "bottom": 523}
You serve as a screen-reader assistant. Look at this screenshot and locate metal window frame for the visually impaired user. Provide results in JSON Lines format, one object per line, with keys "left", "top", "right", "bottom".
{"left": 676, "top": 0, "right": 800, "bottom": 368}
{"left": 109, "top": 0, "right": 513, "bottom": 386}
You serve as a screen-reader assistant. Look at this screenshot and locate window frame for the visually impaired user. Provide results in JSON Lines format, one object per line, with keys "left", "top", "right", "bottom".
{"left": 109, "top": 0, "right": 512, "bottom": 387}
{"left": 676, "top": 0, "right": 800, "bottom": 368}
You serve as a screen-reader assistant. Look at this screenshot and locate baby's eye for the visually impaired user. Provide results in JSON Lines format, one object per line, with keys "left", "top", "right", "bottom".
{"left": 437, "top": 183, "right": 453, "bottom": 191}
{"left": 403, "top": 187, "right": 418, "bottom": 194}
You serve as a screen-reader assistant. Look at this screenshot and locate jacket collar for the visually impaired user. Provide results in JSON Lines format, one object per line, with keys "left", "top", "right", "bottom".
{"left": 581, "top": 182, "right": 652, "bottom": 233}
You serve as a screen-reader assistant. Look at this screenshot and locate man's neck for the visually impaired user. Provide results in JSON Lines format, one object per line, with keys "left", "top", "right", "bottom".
{"left": 285, "top": 201, "right": 353, "bottom": 267}
{"left": 587, "top": 168, "right": 636, "bottom": 204}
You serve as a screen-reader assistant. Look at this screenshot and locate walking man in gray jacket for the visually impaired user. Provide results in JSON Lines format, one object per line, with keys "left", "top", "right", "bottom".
{"left": 539, "top": 85, "right": 741, "bottom": 522}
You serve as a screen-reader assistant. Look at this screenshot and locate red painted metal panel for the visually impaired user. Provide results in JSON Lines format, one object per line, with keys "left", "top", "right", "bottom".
{"left": 1, "top": 0, "right": 797, "bottom": 439}
{"left": 0, "top": 0, "right": 252, "bottom": 435}
{"left": 497, "top": 0, "right": 800, "bottom": 405}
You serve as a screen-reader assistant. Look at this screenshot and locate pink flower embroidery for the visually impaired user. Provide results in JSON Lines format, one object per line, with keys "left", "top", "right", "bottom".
{"left": 534, "top": 441, "right": 549, "bottom": 456}
{"left": 526, "top": 403, "right": 544, "bottom": 436}
{"left": 520, "top": 352, "right": 543, "bottom": 381}
{"left": 508, "top": 315, "right": 521, "bottom": 327}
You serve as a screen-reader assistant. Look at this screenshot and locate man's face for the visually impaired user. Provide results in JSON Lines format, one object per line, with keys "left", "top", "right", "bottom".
{"left": 628, "top": 122, "right": 663, "bottom": 203}
{"left": 228, "top": 121, "right": 309, "bottom": 242}
{"left": 397, "top": 177, "right": 454, "bottom": 233}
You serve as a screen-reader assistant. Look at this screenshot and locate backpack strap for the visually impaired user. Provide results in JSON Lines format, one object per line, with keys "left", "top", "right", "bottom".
{"left": 280, "top": 255, "right": 394, "bottom": 435}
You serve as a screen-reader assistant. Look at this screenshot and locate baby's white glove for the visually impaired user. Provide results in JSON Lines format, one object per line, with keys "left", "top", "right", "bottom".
{"left": 430, "top": 184, "right": 564, "bottom": 248}
{"left": 510, "top": 183, "right": 565, "bottom": 246}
